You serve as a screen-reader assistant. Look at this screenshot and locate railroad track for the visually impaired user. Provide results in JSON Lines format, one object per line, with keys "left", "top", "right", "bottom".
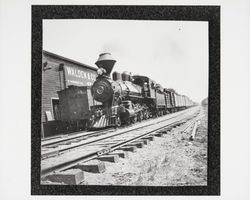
{"left": 41, "top": 107, "right": 201, "bottom": 183}
{"left": 42, "top": 127, "right": 115, "bottom": 147}
{"left": 41, "top": 108, "right": 198, "bottom": 159}
{"left": 41, "top": 110, "right": 187, "bottom": 149}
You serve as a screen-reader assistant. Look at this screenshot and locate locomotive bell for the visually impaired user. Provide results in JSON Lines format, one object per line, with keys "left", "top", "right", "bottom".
{"left": 95, "top": 53, "right": 116, "bottom": 76}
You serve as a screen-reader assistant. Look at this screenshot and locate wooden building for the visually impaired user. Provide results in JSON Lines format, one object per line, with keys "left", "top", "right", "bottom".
{"left": 42, "top": 50, "right": 97, "bottom": 138}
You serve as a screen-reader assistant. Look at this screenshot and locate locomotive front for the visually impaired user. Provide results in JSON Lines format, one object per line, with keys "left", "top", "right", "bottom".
{"left": 90, "top": 53, "right": 144, "bottom": 129}
{"left": 89, "top": 53, "right": 122, "bottom": 129}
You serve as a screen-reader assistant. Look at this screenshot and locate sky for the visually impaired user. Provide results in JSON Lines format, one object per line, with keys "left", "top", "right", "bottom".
{"left": 43, "top": 19, "right": 208, "bottom": 103}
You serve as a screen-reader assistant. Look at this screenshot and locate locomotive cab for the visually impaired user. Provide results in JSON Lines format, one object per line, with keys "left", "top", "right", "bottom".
{"left": 132, "top": 75, "right": 156, "bottom": 98}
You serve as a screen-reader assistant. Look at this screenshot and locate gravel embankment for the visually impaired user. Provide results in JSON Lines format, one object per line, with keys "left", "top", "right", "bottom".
{"left": 81, "top": 106, "right": 208, "bottom": 186}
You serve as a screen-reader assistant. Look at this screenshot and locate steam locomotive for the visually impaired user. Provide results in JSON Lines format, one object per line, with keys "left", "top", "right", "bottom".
{"left": 57, "top": 53, "right": 195, "bottom": 131}
{"left": 89, "top": 53, "right": 195, "bottom": 129}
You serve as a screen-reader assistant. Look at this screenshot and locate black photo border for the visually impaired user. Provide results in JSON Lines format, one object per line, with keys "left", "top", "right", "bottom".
{"left": 31, "top": 5, "right": 220, "bottom": 195}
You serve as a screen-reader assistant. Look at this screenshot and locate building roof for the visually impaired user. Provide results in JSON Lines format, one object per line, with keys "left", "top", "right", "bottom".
{"left": 43, "top": 50, "right": 98, "bottom": 71}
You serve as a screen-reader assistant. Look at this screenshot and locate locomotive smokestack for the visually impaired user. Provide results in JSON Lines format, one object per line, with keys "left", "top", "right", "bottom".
{"left": 95, "top": 53, "right": 116, "bottom": 76}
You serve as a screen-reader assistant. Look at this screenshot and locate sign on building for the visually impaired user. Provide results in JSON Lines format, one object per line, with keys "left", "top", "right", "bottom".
{"left": 64, "top": 65, "right": 97, "bottom": 87}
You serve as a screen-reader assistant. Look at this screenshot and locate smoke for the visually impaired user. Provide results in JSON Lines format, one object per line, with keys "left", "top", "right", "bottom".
{"left": 100, "top": 42, "right": 125, "bottom": 56}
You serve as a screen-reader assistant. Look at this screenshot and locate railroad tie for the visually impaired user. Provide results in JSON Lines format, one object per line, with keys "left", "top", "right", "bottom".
{"left": 44, "top": 169, "right": 84, "bottom": 185}
{"left": 97, "top": 154, "right": 119, "bottom": 163}
{"left": 142, "top": 136, "right": 155, "bottom": 141}
{"left": 109, "top": 150, "right": 129, "bottom": 158}
{"left": 118, "top": 146, "right": 137, "bottom": 152}
{"left": 157, "top": 128, "right": 171, "bottom": 134}
{"left": 74, "top": 160, "right": 106, "bottom": 173}
{"left": 153, "top": 132, "right": 163, "bottom": 137}
{"left": 130, "top": 141, "right": 144, "bottom": 148}
{"left": 137, "top": 139, "right": 149, "bottom": 145}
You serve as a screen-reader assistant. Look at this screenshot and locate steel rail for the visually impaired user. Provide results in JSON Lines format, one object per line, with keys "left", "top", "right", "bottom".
{"left": 42, "top": 127, "right": 114, "bottom": 147}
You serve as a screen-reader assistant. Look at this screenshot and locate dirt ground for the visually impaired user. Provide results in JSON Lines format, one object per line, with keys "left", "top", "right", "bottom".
{"left": 81, "top": 106, "right": 208, "bottom": 186}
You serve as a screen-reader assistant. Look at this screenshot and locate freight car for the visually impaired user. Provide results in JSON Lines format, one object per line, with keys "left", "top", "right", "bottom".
{"left": 163, "top": 88, "right": 177, "bottom": 113}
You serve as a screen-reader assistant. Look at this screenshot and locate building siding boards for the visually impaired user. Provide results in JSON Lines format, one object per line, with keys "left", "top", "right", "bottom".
{"left": 41, "top": 50, "right": 97, "bottom": 126}
{"left": 42, "top": 55, "right": 62, "bottom": 123}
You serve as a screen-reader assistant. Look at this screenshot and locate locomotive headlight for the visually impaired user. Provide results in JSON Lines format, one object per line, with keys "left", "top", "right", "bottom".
{"left": 97, "top": 68, "right": 103, "bottom": 75}
{"left": 97, "top": 68, "right": 106, "bottom": 76}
